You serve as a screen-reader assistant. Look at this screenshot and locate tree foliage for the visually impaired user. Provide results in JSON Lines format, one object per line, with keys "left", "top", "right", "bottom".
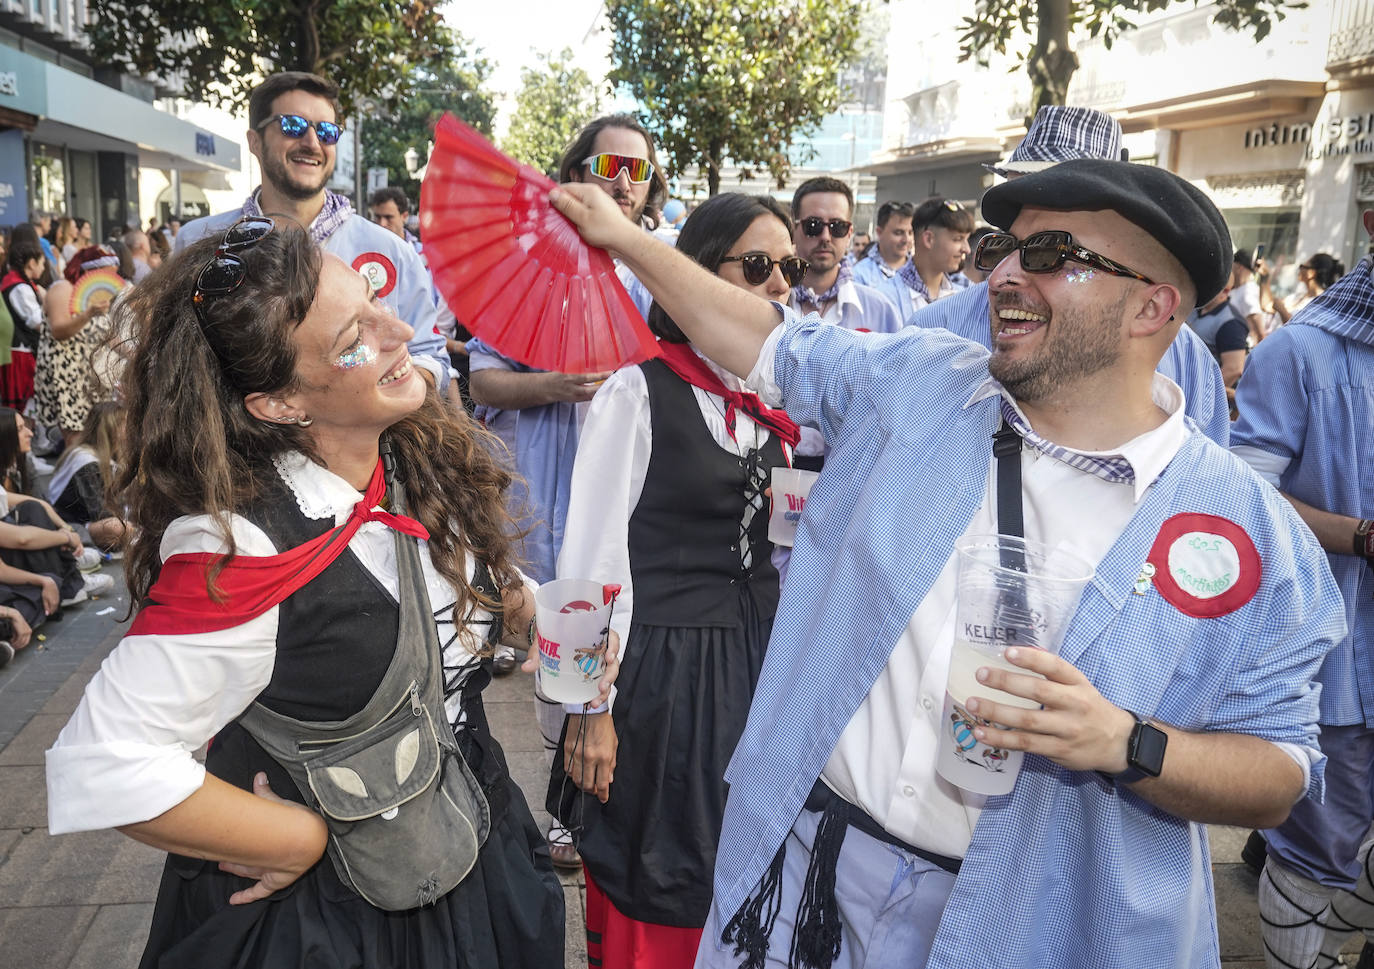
{"left": 502, "top": 49, "right": 603, "bottom": 178}
{"left": 958, "top": 0, "right": 1308, "bottom": 115}
{"left": 604, "top": 0, "right": 864, "bottom": 196}
{"left": 363, "top": 51, "right": 496, "bottom": 202}
{"left": 84, "top": 0, "right": 456, "bottom": 116}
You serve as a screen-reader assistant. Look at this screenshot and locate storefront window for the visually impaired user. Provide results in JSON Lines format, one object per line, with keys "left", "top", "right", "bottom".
{"left": 1223, "top": 207, "right": 1302, "bottom": 294}
{"left": 32, "top": 144, "right": 66, "bottom": 216}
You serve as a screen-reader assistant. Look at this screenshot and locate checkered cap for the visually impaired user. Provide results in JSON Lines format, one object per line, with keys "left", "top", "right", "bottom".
{"left": 985, "top": 106, "right": 1123, "bottom": 176}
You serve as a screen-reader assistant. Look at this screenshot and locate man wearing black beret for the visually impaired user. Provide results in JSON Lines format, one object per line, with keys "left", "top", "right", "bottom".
{"left": 550, "top": 160, "right": 1345, "bottom": 969}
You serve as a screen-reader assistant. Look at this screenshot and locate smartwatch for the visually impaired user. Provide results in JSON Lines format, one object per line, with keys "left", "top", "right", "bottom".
{"left": 1099, "top": 711, "right": 1168, "bottom": 785}
{"left": 1355, "top": 519, "right": 1373, "bottom": 560}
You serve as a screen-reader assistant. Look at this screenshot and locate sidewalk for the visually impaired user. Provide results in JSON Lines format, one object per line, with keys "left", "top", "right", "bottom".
{"left": 0, "top": 579, "right": 1354, "bottom": 967}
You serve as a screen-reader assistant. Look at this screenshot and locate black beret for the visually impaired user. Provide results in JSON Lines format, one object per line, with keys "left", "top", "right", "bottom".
{"left": 980, "top": 159, "right": 1232, "bottom": 306}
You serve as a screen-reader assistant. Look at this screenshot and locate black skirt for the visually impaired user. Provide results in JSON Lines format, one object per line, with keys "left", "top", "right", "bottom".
{"left": 549, "top": 589, "right": 772, "bottom": 928}
{"left": 138, "top": 729, "right": 565, "bottom": 969}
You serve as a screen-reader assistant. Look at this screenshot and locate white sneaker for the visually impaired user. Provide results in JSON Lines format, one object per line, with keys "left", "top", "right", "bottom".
{"left": 76, "top": 547, "right": 103, "bottom": 572}
{"left": 81, "top": 572, "right": 115, "bottom": 597}
{"left": 59, "top": 588, "right": 87, "bottom": 608}
{"left": 0, "top": 641, "right": 12, "bottom": 669}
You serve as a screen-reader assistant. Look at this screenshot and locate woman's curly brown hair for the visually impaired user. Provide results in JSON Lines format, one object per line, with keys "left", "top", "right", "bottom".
{"left": 113, "top": 221, "right": 522, "bottom": 633}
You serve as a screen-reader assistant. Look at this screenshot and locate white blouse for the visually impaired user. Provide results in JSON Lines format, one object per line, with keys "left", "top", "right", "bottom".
{"left": 45, "top": 452, "right": 519, "bottom": 834}
{"left": 556, "top": 353, "right": 788, "bottom": 712}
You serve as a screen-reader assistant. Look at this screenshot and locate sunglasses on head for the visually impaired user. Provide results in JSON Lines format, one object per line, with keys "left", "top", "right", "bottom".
{"left": 192, "top": 217, "right": 275, "bottom": 327}
{"left": 974, "top": 230, "right": 1155, "bottom": 284}
{"left": 719, "top": 252, "right": 808, "bottom": 287}
{"left": 582, "top": 153, "right": 655, "bottom": 183}
{"left": 799, "top": 217, "right": 852, "bottom": 238}
{"left": 257, "top": 113, "right": 343, "bottom": 146}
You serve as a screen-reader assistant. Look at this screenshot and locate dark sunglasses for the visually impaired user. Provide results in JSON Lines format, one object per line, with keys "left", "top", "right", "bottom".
{"left": 192, "top": 217, "right": 275, "bottom": 326}
{"left": 257, "top": 113, "right": 344, "bottom": 146}
{"left": 799, "top": 217, "right": 852, "bottom": 238}
{"left": 974, "top": 230, "right": 1155, "bottom": 284}
{"left": 719, "top": 252, "right": 808, "bottom": 287}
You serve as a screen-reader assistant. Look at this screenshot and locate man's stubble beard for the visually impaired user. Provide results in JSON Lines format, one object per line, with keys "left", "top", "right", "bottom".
{"left": 988, "top": 290, "right": 1128, "bottom": 404}
{"left": 263, "top": 151, "right": 334, "bottom": 202}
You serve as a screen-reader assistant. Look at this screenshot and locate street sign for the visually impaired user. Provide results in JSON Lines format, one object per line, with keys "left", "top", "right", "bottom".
{"left": 367, "top": 167, "right": 389, "bottom": 192}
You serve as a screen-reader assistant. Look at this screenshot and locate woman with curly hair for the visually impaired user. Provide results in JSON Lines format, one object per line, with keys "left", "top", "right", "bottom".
{"left": 45, "top": 219, "right": 610, "bottom": 968}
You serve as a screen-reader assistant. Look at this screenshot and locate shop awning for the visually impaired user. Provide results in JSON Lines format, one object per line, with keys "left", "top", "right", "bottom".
{"left": 851, "top": 135, "right": 1005, "bottom": 176}
{"left": 1, "top": 48, "right": 240, "bottom": 173}
{"left": 1114, "top": 80, "right": 1327, "bottom": 133}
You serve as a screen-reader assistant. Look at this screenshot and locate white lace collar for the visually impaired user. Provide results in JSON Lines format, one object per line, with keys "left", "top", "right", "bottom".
{"left": 271, "top": 451, "right": 371, "bottom": 523}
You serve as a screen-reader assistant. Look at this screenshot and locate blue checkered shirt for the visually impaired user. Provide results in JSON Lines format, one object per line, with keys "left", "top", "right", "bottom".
{"left": 908, "top": 281, "right": 1233, "bottom": 446}
{"left": 706, "top": 310, "right": 1344, "bottom": 969}
{"left": 850, "top": 249, "right": 912, "bottom": 317}
{"left": 1231, "top": 257, "right": 1374, "bottom": 726}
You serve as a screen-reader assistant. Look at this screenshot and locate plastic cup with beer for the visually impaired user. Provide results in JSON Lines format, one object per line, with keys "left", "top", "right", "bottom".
{"left": 936, "top": 535, "right": 1095, "bottom": 796}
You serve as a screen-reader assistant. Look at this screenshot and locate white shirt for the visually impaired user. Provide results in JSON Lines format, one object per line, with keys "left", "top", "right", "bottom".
{"left": 45, "top": 453, "right": 516, "bottom": 834}
{"left": 747, "top": 324, "right": 1311, "bottom": 857}
{"left": 1230, "top": 280, "right": 1261, "bottom": 320}
{"left": 557, "top": 352, "right": 785, "bottom": 711}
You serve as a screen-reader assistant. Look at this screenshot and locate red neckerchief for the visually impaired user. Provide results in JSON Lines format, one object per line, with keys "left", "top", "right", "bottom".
{"left": 655, "top": 340, "right": 801, "bottom": 449}
{"left": 128, "top": 460, "right": 429, "bottom": 637}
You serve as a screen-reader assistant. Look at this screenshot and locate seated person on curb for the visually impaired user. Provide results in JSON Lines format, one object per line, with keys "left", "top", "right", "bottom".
{"left": 550, "top": 159, "right": 1346, "bottom": 969}
{"left": 48, "top": 401, "right": 131, "bottom": 553}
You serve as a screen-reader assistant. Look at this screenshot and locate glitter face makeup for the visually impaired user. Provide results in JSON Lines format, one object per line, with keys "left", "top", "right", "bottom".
{"left": 334, "top": 340, "right": 378, "bottom": 370}
{"left": 1063, "top": 267, "right": 1097, "bottom": 284}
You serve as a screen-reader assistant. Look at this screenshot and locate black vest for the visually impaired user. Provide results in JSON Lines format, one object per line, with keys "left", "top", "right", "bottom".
{"left": 627, "top": 359, "right": 784, "bottom": 627}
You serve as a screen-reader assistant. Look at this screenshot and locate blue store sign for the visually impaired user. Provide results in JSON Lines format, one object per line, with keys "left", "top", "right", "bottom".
{"left": 0, "top": 128, "right": 27, "bottom": 227}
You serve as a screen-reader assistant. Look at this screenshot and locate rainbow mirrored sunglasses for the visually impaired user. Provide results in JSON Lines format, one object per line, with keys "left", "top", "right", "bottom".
{"left": 582, "top": 153, "right": 655, "bottom": 184}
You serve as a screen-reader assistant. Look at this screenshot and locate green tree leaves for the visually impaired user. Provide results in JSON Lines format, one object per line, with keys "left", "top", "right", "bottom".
{"left": 604, "top": 0, "right": 864, "bottom": 195}
{"left": 502, "top": 49, "right": 604, "bottom": 177}
{"left": 85, "top": 0, "right": 459, "bottom": 117}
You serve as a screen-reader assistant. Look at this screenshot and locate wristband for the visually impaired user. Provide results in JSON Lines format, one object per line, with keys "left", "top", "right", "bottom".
{"left": 1356, "top": 520, "right": 1373, "bottom": 560}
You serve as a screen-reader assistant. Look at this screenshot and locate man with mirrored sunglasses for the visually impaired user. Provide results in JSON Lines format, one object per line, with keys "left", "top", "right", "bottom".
{"left": 908, "top": 105, "right": 1230, "bottom": 448}
{"left": 465, "top": 112, "right": 671, "bottom": 871}
{"left": 176, "top": 71, "right": 450, "bottom": 393}
{"left": 549, "top": 155, "right": 1344, "bottom": 969}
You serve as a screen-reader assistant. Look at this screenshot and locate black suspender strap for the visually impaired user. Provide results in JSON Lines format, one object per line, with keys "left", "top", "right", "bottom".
{"left": 992, "top": 418, "right": 1028, "bottom": 576}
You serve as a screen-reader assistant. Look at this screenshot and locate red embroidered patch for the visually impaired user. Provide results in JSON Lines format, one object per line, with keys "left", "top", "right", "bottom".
{"left": 351, "top": 252, "right": 397, "bottom": 298}
{"left": 1145, "top": 512, "right": 1262, "bottom": 618}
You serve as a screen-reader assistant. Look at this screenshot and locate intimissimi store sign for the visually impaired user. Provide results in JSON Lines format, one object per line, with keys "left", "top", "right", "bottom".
{"left": 1244, "top": 114, "right": 1374, "bottom": 160}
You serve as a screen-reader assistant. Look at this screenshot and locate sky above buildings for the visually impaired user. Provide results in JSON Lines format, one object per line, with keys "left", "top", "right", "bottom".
{"left": 450, "top": 0, "right": 614, "bottom": 135}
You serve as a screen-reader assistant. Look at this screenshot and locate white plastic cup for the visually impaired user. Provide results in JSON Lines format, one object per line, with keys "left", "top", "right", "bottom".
{"left": 768, "top": 467, "right": 819, "bottom": 547}
{"left": 534, "top": 578, "right": 616, "bottom": 704}
{"left": 935, "top": 535, "right": 1095, "bottom": 796}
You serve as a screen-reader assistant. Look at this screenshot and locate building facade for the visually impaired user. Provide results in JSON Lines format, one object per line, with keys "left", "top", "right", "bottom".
{"left": 0, "top": 0, "right": 244, "bottom": 237}
{"left": 862, "top": 0, "right": 1374, "bottom": 287}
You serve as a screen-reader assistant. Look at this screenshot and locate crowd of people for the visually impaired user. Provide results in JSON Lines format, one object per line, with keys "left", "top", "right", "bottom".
{"left": 10, "top": 66, "right": 1367, "bottom": 969}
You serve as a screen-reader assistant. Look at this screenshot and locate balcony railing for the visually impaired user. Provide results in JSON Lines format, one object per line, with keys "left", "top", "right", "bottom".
{"left": 1329, "top": 0, "right": 1374, "bottom": 71}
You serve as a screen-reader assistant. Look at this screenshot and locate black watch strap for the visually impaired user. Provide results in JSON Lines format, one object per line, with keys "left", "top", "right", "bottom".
{"left": 1098, "top": 710, "right": 1168, "bottom": 785}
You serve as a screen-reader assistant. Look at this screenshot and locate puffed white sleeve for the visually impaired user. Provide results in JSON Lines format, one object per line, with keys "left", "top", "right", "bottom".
{"left": 45, "top": 515, "right": 281, "bottom": 834}
{"left": 556, "top": 366, "right": 652, "bottom": 713}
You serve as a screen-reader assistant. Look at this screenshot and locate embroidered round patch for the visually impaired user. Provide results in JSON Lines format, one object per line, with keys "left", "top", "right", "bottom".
{"left": 351, "top": 252, "right": 397, "bottom": 298}
{"left": 1145, "top": 513, "right": 1261, "bottom": 618}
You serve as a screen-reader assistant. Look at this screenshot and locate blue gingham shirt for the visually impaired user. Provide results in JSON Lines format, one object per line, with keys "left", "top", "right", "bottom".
{"left": 707, "top": 309, "right": 1344, "bottom": 969}
{"left": 1231, "top": 257, "right": 1374, "bottom": 727}
{"left": 851, "top": 249, "right": 914, "bottom": 317}
{"left": 907, "top": 281, "right": 1233, "bottom": 446}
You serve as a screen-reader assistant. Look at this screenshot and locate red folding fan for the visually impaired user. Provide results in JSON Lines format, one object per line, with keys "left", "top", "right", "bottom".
{"left": 419, "top": 114, "right": 660, "bottom": 374}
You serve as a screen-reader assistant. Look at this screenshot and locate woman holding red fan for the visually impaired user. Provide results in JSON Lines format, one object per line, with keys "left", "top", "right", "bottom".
{"left": 552, "top": 193, "right": 802, "bottom": 967}
{"left": 44, "top": 219, "right": 608, "bottom": 968}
